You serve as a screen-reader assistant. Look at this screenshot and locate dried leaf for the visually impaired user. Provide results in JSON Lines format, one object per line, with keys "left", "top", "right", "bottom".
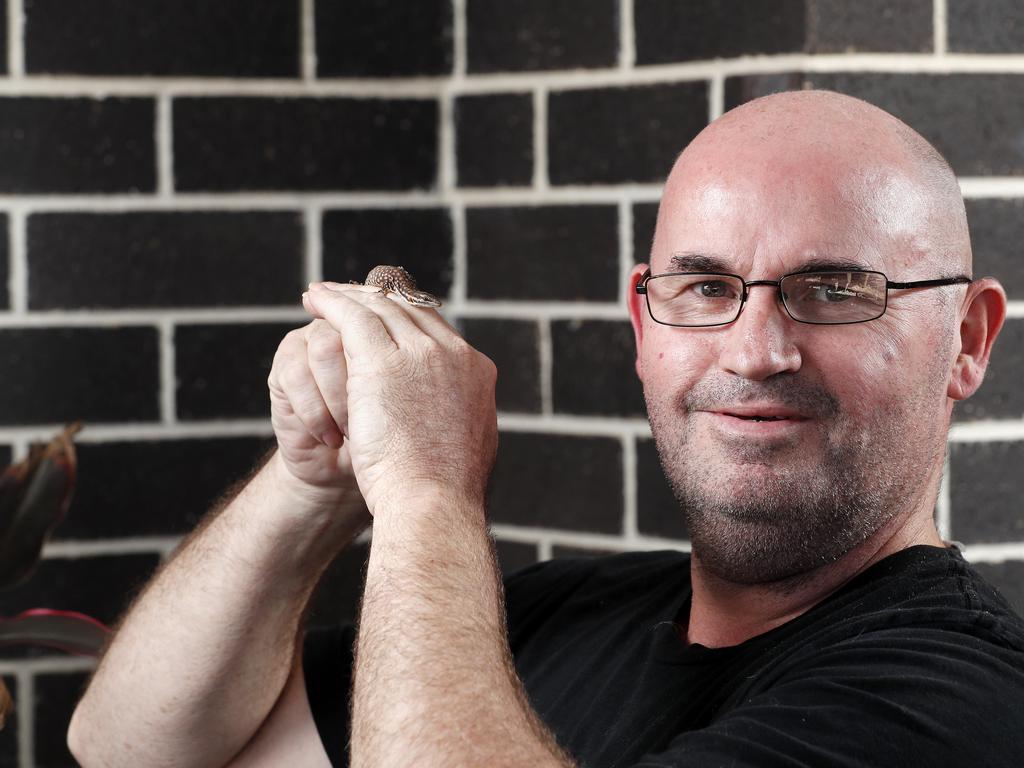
{"left": 0, "top": 422, "right": 82, "bottom": 588}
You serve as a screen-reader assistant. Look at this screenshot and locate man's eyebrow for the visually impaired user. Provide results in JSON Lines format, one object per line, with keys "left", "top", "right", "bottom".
{"left": 667, "top": 253, "right": 733, "bottom": 273}
{"left": 789, "top": 258, "right": 874, "bottom": 274}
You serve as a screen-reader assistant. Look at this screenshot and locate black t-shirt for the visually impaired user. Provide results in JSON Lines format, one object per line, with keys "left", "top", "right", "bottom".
{"left": 303, "top": 544, "right": 1024, "bottom": 766}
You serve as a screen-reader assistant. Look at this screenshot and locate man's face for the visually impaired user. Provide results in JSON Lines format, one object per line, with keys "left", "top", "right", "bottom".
{"left": 628, "top": 150, "right": 959, "bottom": 586}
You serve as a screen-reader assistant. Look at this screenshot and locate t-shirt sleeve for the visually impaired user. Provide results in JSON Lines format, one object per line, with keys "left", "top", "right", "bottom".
{"left": 302, "top": 621, "right": 357, "bottom": 768}
{"left": 627, "top": 626, "right": 1024, "bottom": 767}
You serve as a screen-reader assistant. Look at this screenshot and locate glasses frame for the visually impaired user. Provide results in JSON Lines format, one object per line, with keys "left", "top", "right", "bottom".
{"left": 635, "top": 268, "right": 973, "bottom": 327}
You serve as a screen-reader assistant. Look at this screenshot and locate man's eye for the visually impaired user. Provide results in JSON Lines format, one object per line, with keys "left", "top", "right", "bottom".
{"left": 814, "top": 285, "right": 857, "bottom": 302}
{"left": 695, "top": 281, "right": 734, "bottom": 298}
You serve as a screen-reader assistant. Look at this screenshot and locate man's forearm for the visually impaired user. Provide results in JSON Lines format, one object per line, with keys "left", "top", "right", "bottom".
{"left": 350, "top": 494, "right": 574, "bottom": 768}
{"left": 68, "top": 449, "right": 366, "bottom": 768}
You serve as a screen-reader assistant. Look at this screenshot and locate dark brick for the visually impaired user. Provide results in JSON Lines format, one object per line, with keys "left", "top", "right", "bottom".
{"left": 316, "top": 0, "right": 452, "bottom": 76}
{"left": 949, "top": 442, "right": 1024, "bottom": 544}
{"left": 34, "top": 671, "right": 91, "bottom": 766}
{"left": 807, "top": 0, "right": 932, "bottom": 53}
{"left": 495, "top": 539, "right": 539, "bottom": 576}
{"left": 551, "top": 320, "right": 645, "bottom": 417}
{"left": 457, "top": 318, "right": 541, "bottom": 414}
{"left": 321, "top": 209, "right": 453, "bottom": 300}
{"left": 466, "top": 0, "right": 617, "bottom": 73}
{"left": 633, "top": 202, "right": 659, "bottom": 264}
{"left": 953, "top": 319, "right": 1024, "bottom": 422}
{"left": 176, "top": 322, "right": 304, "bottom": 420}
{"left": 965, "top": 199, "right": 1024, "bottom": 300}
{"left": 173, "top": 97, "right": 437, "bottom": 191}
{"left": 0, "top": 444, "right": 11, "bottom": 468}
{"left": 0, "top": 675, "right": 16, "bottom": 767}
{"left": 25, "top": 0, "right": 299, "bottom": 77}
{"left": 971, "top": 560, "right": 1024, "bottom": 617}
{"left": 635, "top": 0, "right": 805, "bottom": 64}
{"left": 636, "top": 436, "right": 689, "bottom": 540}
{"left": 488, "top": 432, "right": 623, "bottom": 533}
{"left": 949, "top": 0, "right": 1024, "bottom": 53}
{"left": 53, "top": 436, "right": 275, "bottom": 539}
{"left": 455, "top": 93, "right": 533, "bottom": 188}
{"left": 0, "top": 215, "right": 9, "bottom": 309}
{"left": 549, "top": 83, "right": 708, "bottom": 185}
{"left": 28, "top": 212, "right": 304, "bottom": 310}
{"left": 725, "top": 73, "right": 1024, "bottom": 176}
{"left": 0, "top": 554, "right": 160, "bottom": 654}
{"left": 466, "top": 206, "right": 618, "bottom": 301}
{"left": 0, "top": 328, "right": 159, "bottom": 426}
{"left": 551, "top": 545, "right": 622, "bottom": 558}
{"left": 306, "top": 542, "right": 369, "bottom": 631}
{"left": 0, "top": 97, "right": 154, "bottom": 193}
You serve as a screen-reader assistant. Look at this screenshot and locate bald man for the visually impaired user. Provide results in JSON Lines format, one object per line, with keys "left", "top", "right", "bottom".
{"left": 69, "top": 90, "right": 1024, "bottom": 768}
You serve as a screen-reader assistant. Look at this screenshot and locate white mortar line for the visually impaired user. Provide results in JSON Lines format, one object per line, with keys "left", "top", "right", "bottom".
{"left": 18, "top": 669, "right": 31, "bottom": 768}
{"left": 934, "top": 0, "right": 948, "bottom": 57}
{"left": 958, "top": 178, "right": 1024, "bottom": 197}
{"left": 450, "top": 202, "right": 467, "bottom": 309}
{"left": 452, "top": 0, "right": 467, "bottom": 78}
{"left": 156, "top": 93, "right": 173, "bottom": 197}
{"left": 948, "top": 421, "right": 1024, "bottom": 442}
{"left": 42, "top": 536, "right": 180, "bottom": 558}
{"left": 0, "top": 185, "right": 663, "bottom": 210}
{"left": 301, "top": 0, "right": 317, "bottom": 81}
{"left": 1005, "top": 303, "right": 1024, "bottom": 319}
{"left": 533, "top": 87, "right": 548, "bottom": 191}
{"left": 708, "top": 72, "right": 725, "bottom": 121}
{"left": 6, "top": 0, "right": 23, "bottom": 77}
{"left": 937, "top": 449, "right": 952, "bottom": 540}
{"left": 0, "top": 307, "right": 311, "bottom": 327}
{"left": 622, "top": 433, "right": 638, "bottom": 538}
{"left": 305, "top": 205, "right": 323, "bottom": 283}
{"left": 7, "top": 52, "right": 1024, "bottom": 98}
{"left": 490, "top": 523, "right": 687, "bottom": 552}
{"left": 8, "top": 207, "right": 26, "bottom": 314}
{"left": 496, "top": 413, "right": 651, "bottom": 437}
{"left": 439, "top": 83, "right": 456, "bottom": 191}
{"left": 459, "top": 300, "right": 629, "bottom": 319}
{"left": 0, "top": 420, "right": 275, "bottom": 443}
{"left": 159, "top": 317, "right": 175, "bottom": 424}
{"left": 538, "top": 318, "right": 553, "bottom": 415}
{"left": 619, "top": 0, "right": 636, "bottom": 69}
{"left": 961, "top": 542, "right": 1024, "bottom": 562}
{"left": 537, "top": 539, "right": 554, "bottom": 560}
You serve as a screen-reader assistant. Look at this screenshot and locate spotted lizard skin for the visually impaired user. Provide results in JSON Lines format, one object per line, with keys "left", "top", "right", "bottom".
{"left": 350, "top": 265, "right": 442, "bottom": 307}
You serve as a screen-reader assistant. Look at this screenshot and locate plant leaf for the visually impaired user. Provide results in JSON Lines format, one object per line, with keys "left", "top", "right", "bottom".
{"left": 0, "top": 422, "right": 81, "bottom": 588}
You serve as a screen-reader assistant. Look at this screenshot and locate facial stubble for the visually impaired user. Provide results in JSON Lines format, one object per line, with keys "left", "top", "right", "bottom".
{"left": 644, "top": 373, "right": 944, "bottom": 589}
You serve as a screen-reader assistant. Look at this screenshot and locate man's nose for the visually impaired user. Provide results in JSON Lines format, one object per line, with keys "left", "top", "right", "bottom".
{"left": 718, "top": 284, "right": 802, "bottom": 381}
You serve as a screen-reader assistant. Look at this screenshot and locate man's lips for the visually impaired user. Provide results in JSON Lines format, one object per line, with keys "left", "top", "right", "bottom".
{"left": 710, "top": 405, "right": 810, "bottom": 421}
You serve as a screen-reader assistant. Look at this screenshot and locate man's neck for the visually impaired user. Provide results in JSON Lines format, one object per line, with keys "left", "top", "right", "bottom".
{"left": 684, "top": 511, "right": 946, "bottom": 648}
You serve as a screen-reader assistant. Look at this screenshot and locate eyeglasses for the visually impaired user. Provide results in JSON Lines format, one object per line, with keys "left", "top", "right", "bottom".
{"left": 635, "top": 269, "right": 972, "bottom": 327}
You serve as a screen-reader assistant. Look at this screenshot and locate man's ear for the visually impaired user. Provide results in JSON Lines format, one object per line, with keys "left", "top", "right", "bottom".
{"left": 628, "top": 263, "right": 650, "bottom": 381}
{"left": 948, "top": 277, "right": 1007, "bottom": 401}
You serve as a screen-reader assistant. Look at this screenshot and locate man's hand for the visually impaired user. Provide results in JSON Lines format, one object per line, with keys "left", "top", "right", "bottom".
{"left": 301, "top": 281, "right": 499, "bottom": 516}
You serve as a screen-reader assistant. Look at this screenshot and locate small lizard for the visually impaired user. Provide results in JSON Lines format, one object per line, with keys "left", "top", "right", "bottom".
{"left": 349, "top": 265, "right": 443, "bottom": 307}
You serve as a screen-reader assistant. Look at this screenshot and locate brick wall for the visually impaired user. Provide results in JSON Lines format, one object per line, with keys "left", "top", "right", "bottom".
{"left": 0, "top": 1, "right": 1022, "bottom": 764}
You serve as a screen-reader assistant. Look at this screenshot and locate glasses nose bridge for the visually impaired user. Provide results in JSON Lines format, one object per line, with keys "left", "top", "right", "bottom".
{"left": 739, "top": 278, "right": 784, "bottom": 304}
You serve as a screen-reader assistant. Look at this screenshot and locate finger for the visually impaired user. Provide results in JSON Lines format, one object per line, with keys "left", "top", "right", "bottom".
{"left": 270, "top": 328, "right": 344, "bottom": 447}
{"left": 308, "top": 283, "right": 426, "bottom": 354}
{"left": 303, "top": 319, "right": 349, "bottom": 441}
{"left": 320, "top": 282, "right": 462, "bottom": 346}
{"left": 305, "top": 286, "right": 400, "bottom": 362}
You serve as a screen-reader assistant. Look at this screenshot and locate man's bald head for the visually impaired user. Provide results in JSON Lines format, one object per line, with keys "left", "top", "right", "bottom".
{"left": 654, "top": 90, "right": 971, "bottom": 280}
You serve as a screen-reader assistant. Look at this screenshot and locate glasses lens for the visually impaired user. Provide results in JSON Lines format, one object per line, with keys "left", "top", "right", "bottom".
{"left": 781, "top": 271, "right": 887, "bottom": 323}
{"left": 646, "top": 273, "right": 743, "bottom": 326}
